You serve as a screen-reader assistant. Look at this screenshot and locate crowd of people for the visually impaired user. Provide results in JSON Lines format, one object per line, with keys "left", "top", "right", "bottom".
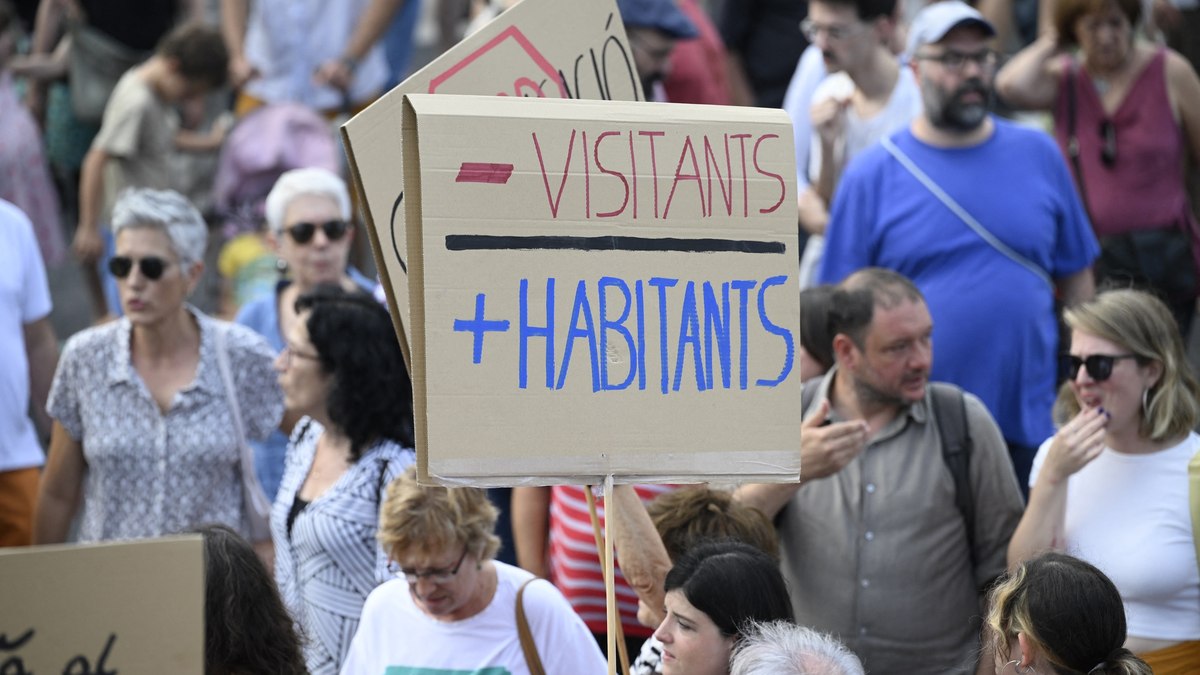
{"left": 2, "top": 0, "right": 1200, "bottom": 673}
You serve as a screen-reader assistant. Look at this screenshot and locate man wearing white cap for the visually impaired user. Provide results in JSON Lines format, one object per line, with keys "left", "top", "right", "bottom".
{"left": 818, "top": 1, "right": 1099, "bottom": 495}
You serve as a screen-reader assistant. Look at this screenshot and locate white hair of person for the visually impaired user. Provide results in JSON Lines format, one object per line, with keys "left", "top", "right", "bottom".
{"left": 264, "top": 167, "right": 352, "bottom": 235}
{"left": 111, "top": 187, "right": 207, "bottom": 267}
{"left": 730, "top": 621, "right": 865, "bottom": 675}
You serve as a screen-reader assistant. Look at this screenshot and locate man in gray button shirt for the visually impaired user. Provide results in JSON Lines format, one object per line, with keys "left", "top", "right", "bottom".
{"left": 739, "top": 268, "right": 1024, "bottom": 674}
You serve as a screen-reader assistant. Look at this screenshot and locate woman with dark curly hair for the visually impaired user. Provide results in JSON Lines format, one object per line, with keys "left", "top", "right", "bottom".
{"left": 200, "top": 524, "right": 306, "bottom": 675}
{"left": 270, "top": 284, "right": 414, "bottom": 674}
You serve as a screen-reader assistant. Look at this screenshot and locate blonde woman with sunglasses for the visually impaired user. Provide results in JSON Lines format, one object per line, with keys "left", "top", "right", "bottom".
{"left": 35, "top": 188, "right": 283, "bottom": 545}
{"left": 235, "top": 167, "right": 377, "bottom": 502}
{"left": 1008, "top": 288, "right": 1200, "bottom": 673}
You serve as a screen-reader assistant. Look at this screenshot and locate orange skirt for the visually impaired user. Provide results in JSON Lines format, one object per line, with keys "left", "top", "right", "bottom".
{"left": 1142, "top": 640, "right": 1200, "bottom": 674}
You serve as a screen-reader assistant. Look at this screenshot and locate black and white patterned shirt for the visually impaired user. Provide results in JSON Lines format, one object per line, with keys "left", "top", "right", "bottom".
{"left": 47, "top": 308, "right": 283, "bottom": 541}
{"left": 271, "top": 419, "right": 414, "bottom": 675}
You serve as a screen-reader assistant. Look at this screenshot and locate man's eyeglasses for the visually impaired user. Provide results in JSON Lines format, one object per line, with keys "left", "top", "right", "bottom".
{"left": 284, "top": 219, "right": 351, "bottom": 244}
{"left": 388, "top": 548, "right": 469, "bottom": 584}
{"left": 108, "top": 255, "right": 171, "bottom": 281}
{"left": 800, "top": 18, "right": 866, "bottom": 42}
{"left": 914, "top": 49, "right": 999, "bottom": 73}
{"left": 280, "top": 343, "right": 320, "bottom": 368}
{"left": 1060, "top": 353, "right": 1138, "bottom": 382}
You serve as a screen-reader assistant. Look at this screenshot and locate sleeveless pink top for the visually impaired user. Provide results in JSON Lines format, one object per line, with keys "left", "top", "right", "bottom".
{"left": 1053, "top": 49, "right": 1191, "bottom": 237}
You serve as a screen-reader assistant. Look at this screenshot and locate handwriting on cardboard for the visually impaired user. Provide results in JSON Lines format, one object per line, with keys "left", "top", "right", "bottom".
{"left": 404, "top": 95, "right": 801, "bottom": 482}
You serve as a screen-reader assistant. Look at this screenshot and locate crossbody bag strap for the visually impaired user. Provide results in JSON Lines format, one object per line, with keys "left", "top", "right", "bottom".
{"left": 880, "top": 135, "right": 1054, "bottom": 290}
{"left": 214, "top": 324, "right": 272, "bottom": 534}
{"left": 516, "top": 578, "right": 547, "bottom": 675}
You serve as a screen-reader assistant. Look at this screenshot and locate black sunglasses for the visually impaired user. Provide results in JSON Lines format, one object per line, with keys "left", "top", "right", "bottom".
{"left": 1061, "top": 353, "right": 1138, "bottom": 382}
{"left": 285, "top": 219, "right": 351, "bottom": 244}
{"left": 108, "top": 255, "right": 170, "bottom": 281}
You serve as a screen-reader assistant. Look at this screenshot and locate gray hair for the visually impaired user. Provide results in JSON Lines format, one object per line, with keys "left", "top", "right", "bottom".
{"left": 730, "top": 621, "right": 865, "bottom": 675}
{"left": 264, "top": 167, "right": 351, "bottom": 235}
{"left": 111, "top": 188, "right": 207, "bottom": 266}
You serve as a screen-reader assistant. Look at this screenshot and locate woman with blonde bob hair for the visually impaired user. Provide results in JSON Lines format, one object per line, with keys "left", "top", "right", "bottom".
{"left": 986, "top": 552, "right": 1150, "bottom": 675}
{"left": 1009, "top": 289, "right": 1200, "bottom": 672}
{"left": 341, "top": 467, "right": 606, "bottom": 674}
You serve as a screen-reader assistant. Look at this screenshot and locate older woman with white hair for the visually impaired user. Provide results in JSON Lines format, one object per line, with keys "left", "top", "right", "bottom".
{"left": 35, "top": 188, "right": 282, "bottom": 543}
{"left": 235, "top": 167, "right": 377, "bottom": 500}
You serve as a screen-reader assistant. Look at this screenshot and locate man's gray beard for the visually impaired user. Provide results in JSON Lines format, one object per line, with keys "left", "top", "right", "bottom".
{"left": 933, "top": 100, "right": 988, "bottom": 132}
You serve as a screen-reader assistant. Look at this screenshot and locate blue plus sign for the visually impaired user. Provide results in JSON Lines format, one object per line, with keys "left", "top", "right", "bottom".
{"left": 453, "top": 293, "right": 511, "bottom": 364}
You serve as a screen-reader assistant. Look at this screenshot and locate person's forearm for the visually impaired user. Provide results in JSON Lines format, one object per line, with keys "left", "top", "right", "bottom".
{"left": 511, "top": 486, "right": 551, "bottom": 577}
{"left": 1057, "top": 268, "right": 1095, "bottom": 308}
{"left": 77, "top": 147, "right": 106, "bottom": 233}
{"left": 33, "top": 424, "right": 85, "bottom": 544}
{"left": 814, "top": 138, "right": 841, "bottom": 205}
{"left": 797, "top": 186, "right": 830, "bottom": 236}
{"left": 977, "top": 0, "right": 1015, "bottom": 53}
{"left": 1006, "top": 478, "right": 1069, "bottom": 567}
{"left": 609, "top": 485, "right": 671, "bottom": 626}
{"left": 733, "top": 482, "right": 799, "bottom": 520}
{"left": 725, "top": 53, "right": 755, "bottom": 107}
{"left": 995, "top": 33, "right": 1060, "bottom": 109}
{"left": 219, "top": 0, "right": 249, "bottom": 60}
{"left": 24, "top": 318, "right": 59, "bottom": 439}
{"left": 341, "top": 0, "right": 406, "bottom": 64}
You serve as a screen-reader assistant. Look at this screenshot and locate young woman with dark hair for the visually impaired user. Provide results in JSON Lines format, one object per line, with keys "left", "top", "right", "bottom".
{"left": 654, "top": 539, "right": 794, "bottom": 675}
{"left": 270, "top": 284, "right": 415, "bottom": 674}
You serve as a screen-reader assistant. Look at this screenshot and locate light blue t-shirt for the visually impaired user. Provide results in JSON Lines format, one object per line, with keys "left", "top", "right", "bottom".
{"left": 818, "top": 118, "right": 1099, "bottom": 447}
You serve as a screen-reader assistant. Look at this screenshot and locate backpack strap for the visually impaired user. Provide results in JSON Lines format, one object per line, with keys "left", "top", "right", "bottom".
{"left": 930, "top": 384, "right": 976, "bottom": 569}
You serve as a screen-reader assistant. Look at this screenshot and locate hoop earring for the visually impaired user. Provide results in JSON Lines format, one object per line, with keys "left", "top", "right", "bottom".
{"left": 275, "top": 257, "right": 289, "bottom": 275}
{"left": 1005, "top": 661, "right": 1038, "bottom": 675}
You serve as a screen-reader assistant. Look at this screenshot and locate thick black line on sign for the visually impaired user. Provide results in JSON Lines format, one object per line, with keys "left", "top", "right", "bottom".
{"left": 444, "top": 235, "right": 786, "bottom": 254}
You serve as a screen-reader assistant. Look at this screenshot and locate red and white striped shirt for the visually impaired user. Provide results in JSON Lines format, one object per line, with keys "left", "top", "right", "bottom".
{"left": 549, "top": 484, "right": 677, "bottom": 638}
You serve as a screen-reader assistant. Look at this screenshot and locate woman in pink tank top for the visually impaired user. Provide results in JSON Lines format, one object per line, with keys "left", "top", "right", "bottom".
{"left": 996, "top": 0, "right": 1200, "bottom": 335}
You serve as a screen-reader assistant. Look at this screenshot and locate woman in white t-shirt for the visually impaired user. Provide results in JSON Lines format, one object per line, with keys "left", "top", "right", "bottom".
{"left": 341, "top": 466, "right": 607, "bottom": 675}
{"left": 1008, "top": 289, "right": 1200, "bottom": 673}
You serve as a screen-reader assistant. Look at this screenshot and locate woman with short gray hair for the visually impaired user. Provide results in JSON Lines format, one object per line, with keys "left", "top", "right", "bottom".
{"left": 35, "top": 188, "right": 283, "bottom": 544}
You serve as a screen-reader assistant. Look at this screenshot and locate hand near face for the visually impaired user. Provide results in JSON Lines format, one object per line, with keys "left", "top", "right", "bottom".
{"left": 800, "top": 399, "right": 870, "bottom": 483}
{"left": 1041, "top": 407, "right": 1109, "bottom": 485}
{"left": 72, "top": 226, "right": 104, "bottom": 263}
{"left": 811, "top": 96, "right": 851, "bottom": 146}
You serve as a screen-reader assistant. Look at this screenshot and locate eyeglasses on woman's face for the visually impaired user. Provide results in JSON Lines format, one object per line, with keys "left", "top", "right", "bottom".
{"left": 284, "top": 219, "right": 351, "bottom": 244}
{"left": 388, "top": 548, "right": 469, "bottom": 584}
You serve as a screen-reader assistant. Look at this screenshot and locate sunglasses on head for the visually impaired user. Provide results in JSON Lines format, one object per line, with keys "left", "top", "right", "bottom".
{"left": 108, "top": 255, "right": 170, "bottom": 281}
{"left": 1060, "top": 353, "right": 1138, "bottom": 382}
{"left": 284, "top": 219, "right": 351, "bottom": 244}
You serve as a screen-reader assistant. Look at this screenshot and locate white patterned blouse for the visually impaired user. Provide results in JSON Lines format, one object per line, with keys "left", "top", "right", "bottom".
{"left": 271, "top": 419, "right": 414, "bottom": 675}
{"left": 46, "top": 308, "right": 283, "bottom": 542}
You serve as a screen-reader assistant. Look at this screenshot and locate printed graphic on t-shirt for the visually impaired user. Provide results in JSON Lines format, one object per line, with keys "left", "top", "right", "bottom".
{"left": 384, "top": 662, "right": 511, "bottom": 667}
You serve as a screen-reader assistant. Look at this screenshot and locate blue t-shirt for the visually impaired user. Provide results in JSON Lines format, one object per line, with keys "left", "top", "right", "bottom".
{"left": 818, "top": 119, "right": 1099, "bottom": 446}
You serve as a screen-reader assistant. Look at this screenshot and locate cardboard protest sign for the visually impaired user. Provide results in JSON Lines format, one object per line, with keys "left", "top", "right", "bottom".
{"left": 402, "top": 94, "right": 801, "bottom": 484}
{"left": 0, "top": 537, "right": 203, "bottom": 674}
{"left": 342, "top": 0, "right": 639, "bottom": 365}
